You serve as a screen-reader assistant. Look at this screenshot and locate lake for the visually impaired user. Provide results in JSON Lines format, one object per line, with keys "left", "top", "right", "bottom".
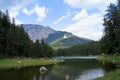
{"left": 0, "top": 57, "right": 116, "bottom": 80}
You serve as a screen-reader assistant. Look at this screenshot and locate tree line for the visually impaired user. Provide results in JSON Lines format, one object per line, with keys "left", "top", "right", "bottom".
{"left": 100, "top": 0, "right": 120, "bottom": 55}
{"left": 0, "top": 10, "right": 54, "bottom": 58}
{"left": 56, "top": 41, "right": 99, "bottom": 56}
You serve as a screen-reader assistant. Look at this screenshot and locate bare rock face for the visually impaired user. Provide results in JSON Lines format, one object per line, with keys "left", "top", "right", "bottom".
{"left": 22, "top": 24, "right": 56, "bottom": 41}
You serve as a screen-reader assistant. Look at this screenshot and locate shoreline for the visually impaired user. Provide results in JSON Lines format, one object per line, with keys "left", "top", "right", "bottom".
{"left": 95, "top": 55, "right": 120, "bottom": 80}
{"left": 0, "top": 59, "right": 64, "bottom": 69}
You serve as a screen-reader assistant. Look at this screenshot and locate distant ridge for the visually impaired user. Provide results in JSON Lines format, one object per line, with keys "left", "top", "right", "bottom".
{"left": 22, "top": 24, "right": 93, "bottom": 47}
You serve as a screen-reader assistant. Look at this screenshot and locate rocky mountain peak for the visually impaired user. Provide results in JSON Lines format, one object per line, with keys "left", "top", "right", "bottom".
{"left": 22, "top": 24, "right": 56, "bottom": 41}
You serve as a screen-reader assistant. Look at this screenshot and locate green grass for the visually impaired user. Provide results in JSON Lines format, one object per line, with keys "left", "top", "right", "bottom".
{"left": 97, "top": 55, "right": 120, "bottom": 66}
{"left": 49, "top": 37, "right": 63, "bottom": 45}
{"left": 0, "top": 59, "right": 64, "bottom": 69}
{"left": 52, "top": 46, "right": 69, "bottom": 50}
{"left": 95, "top": 55, "right": 120, "bottom": 80}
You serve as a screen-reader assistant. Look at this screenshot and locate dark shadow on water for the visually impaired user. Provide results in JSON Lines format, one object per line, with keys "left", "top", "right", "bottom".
{"left": 102, "top": 61, "right": 117, "bottom": 73}
{"left": 0, "top": 65, "right": 54, "bottom": 80}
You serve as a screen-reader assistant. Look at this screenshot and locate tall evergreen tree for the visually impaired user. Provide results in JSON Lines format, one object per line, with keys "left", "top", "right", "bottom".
{"left": 100, "top": 0, "right": 120, "bottom": 54}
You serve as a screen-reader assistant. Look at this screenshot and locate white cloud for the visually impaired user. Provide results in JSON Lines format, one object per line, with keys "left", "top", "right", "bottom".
{"left": 64, "top": 0, "right": 116, "bottom": 10}
{"left": 9, "top": 7, "right": 19, "bottom": 18}
{"left": 53, "top": 11, "right": 70, "bottom": 24}
{"left": 15, "top": 19, "right": 23, "bottom": 25}
{"left": 0, "top": 0, "right": 32, "bottom": 25}
{"left": 9, "top": 8, "right": 23, "bottom": 25}
{"left": 63, "top": 0, "right": 117, "bottom": 40}
{"left": 22, "top": 4, "right": 47, "bottom": 22}
{"left": 22, "top": 8, "right": 34, "bottom": 15}
{"left": 34, "top": 5, "right": 47, "bottom": 22}
{"left": 63, "top": 9, "right": 104, "bottom": 40}
{"left": 72, "top": 9, "right": 88, "bottom": 21}
{"left": 0, "top": 0, "right": 30, "bottom": 10}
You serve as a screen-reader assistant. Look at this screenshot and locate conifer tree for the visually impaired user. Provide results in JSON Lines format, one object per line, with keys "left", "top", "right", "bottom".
{"left": 100, "top": 0, "right": 120, "bottom": 54}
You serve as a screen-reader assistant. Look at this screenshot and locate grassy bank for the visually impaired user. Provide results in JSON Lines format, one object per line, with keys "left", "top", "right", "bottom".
{"left": 95, "top": 55, "right": 120, "bottom": 80}
{"left": 98, "top": 55, "right": 120, "bottom": 66}
{"left": 98, "top": 55, "right": 120, "bottom": 61}
{"left": 0, "top": 59, "right": 64, "bottom": 69}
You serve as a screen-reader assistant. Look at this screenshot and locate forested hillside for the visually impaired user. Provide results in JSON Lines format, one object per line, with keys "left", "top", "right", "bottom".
{"left": 0, "top": 10, "right": 54, "bottom": 58}
{"left": 56, "top": 41, "right": 99, "bottom": 56}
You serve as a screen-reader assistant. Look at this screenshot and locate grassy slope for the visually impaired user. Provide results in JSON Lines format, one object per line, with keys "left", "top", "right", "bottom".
{"left": 49, "top": 33, "right": 93, "bottom": 48}
{"left": 95, "top": 55, "right": 120, "bottom": 80}
{"left": 0, "top": 59, "right": 64, "bottom": 69}
{"left": 49, "top": 37, "right": 63, "bottom": 46}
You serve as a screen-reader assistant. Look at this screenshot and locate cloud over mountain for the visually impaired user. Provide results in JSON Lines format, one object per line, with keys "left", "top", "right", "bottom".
{"left": 64, "top": 9, "right": 104, "bottom": 40}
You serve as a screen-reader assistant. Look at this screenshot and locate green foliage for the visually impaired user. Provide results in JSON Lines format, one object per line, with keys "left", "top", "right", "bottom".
{"left": 98, "top": 55, "right": 120, "bottom": 64}
{"left": 100, "top": 0, "right": 120, "bottom": 54}
{"left": 56, "top": 41, "right": 99, "bottom": 56}
{"left": 0, "top": 10, "right": 54, "bottom": 58}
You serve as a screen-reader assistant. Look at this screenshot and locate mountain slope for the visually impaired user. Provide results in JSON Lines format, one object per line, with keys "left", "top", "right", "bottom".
{"left": 22, "top": 24, "right": 56, "bottom": 41}
{"left": 48, "top": 33, "right": 93, "bottom": 47}
{"left": 45, "top": 31, "right": 68, "bottom": 43}
{"left": 22, "top": 24, "right": 93, "bottom": 47}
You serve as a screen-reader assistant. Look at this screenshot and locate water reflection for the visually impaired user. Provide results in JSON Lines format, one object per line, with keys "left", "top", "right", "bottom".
{"left": 75, "top": 68, "right": 105, "bottom": 80}
{"left": 102, "top": 61, "right": 116, "bottom": 73}
{"left": 0, "top": 59, "right": 117, "bottom": 80}
{"left": 46, "top": 59, "right": 116, "bottom": 80}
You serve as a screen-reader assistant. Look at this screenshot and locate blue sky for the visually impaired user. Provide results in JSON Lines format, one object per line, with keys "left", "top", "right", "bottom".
{"left": 0, "top": 0, "right": 116, "bottom": 40}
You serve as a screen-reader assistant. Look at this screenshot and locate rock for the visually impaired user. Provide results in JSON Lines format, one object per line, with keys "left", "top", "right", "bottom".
{"left": 39, "top": 66, "right": 48, "bottom": 74}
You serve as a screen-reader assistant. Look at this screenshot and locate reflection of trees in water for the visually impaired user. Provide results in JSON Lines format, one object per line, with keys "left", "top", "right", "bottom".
{"left": 48, "top": 59, "right": 103, "bottom": 80}
{"left": 102, "top": 61, "right": 116, "bottom": 73}
{"left": 58, "top": 59, "right": 102, "bottom": 71}
{"left": 0, "top": 65, "right": 55, "bottom": 80}
{"left": 39, "top": 74, "right": 47, "bottom": 80}
{"left": 0, "top": 67, "right": 40, "bottom": 80}
{"left": 0, "top": 60, "right": 116, "bottom": 80}
{"left": 65, "top": 74, "right": 75, "bottom": 80}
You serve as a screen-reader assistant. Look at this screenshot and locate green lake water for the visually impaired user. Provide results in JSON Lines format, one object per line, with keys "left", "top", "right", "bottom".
{"left": 0, "top": 57, "right": 116, "bottom": 80}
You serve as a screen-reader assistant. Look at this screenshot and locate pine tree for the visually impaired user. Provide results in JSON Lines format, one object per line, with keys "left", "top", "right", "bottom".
{"left": 100, "top": 0, "right": 120, "bottom": 54}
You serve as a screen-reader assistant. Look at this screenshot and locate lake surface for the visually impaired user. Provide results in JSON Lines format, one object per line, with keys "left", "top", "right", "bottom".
{"left": 0, "top": 57, "right": 116, "bottom": 80}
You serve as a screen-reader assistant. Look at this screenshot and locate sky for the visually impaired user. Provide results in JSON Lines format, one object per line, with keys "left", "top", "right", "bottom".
{"left": 0, "top": 0, "right": 117, "bottom": 41}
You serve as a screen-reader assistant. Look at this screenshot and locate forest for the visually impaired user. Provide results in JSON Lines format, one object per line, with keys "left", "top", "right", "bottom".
{"left": 0, "top": 10, "right": 54, "bottom": 58}
{"left": 56, "top": 41, "right": 99, "bottom": 56}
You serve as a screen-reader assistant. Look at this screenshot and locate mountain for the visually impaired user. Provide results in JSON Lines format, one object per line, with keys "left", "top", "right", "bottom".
{"left": 46, "top": 32, "right": 92, "bottom": 47}
{"left": 22, "top": 24, "right": 56, "bottom": 41}
{"left": 22, "top": 24, "right": 93, "bottom": 47}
